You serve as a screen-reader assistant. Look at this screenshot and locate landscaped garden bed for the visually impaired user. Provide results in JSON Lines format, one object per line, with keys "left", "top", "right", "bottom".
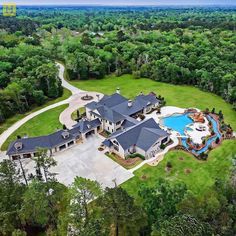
{"left": 105, "top": 152, "right": 143, "bottom": 170}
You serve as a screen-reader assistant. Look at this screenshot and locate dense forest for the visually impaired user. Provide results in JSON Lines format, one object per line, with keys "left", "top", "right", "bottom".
{"left": 23, "top": 7, "right": 236, "bottom": 106}
{"left": 0, "top": 16, "right": 62, "bottom": 123}
{"left": 0, "top": 6, "right": 236, "bottom": 236}
{"left": 0, "top": 149, "right": 236, "bottom": 235}
{"left": 0, "top": 7, "right": 235, "bottom": 123}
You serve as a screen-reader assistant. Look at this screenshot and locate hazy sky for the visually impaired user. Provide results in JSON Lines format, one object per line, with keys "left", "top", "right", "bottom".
{"left": 9, "top": 0, "right": 236, "bottom": 6}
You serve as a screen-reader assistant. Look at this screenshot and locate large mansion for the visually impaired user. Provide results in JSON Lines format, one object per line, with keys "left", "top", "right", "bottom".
{"left": 7, "top": 92, "right": 170, "bottom": 160}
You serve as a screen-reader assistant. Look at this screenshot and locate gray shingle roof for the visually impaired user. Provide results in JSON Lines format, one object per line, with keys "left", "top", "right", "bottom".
{"left": 85, "top": 101, "right": 97, "bottom": 110}
{"left": 136, "top": 94, "right": 160, "bottom": 106}
{"left": 7, "top": 119, "right": 102, "bottom": 156}
{"left": 111, "top": 100, "right": 144, "bottom": 116}
{"left": 72, "top": 118, "right": 101, "bottom": 133}
{"left": 121, "top": 116, "right": 139, "bottom": 129}
{"left": 7, "top": 129, "right": 76, "bottom": 156}
{"left": 95, "top": 106, "right": 125, "bottom": 123}
{"left": 98, "top": 93, "right": 128, "bottom": 108}
{"left": 85, "top": 93, "right": 159, "bottom": 124}
{"left": 105, "top": 118, "right": 169, "bottom": 151}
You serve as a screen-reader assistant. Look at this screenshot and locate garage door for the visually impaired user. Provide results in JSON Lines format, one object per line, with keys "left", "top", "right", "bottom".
{"left": 85, "top": 130, "right": 95, "bottom": 138}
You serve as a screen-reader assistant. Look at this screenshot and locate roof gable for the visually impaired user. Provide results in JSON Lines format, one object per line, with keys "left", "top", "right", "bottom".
{"left": 106, "top": 118, "right": 168, "bottom": 151}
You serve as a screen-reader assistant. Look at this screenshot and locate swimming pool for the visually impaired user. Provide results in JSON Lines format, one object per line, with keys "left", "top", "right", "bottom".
{"left": 162, "top": 113, "right": 221, "bottom": 155}
{"left": 162, "top": 113, "right": 193, "bottom": 135}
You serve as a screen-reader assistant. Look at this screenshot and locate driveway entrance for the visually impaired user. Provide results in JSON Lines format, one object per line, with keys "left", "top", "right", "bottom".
{"left": 17, "top": 135, "right": 134, "bottom": 188}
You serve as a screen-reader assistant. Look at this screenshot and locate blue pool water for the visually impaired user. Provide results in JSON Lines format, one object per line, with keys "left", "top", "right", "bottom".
{"left": 162, "top": 113, "right": 221, "bottom": 155}
{"left": 162, "top": 113, "right": 193, "bottom": 135}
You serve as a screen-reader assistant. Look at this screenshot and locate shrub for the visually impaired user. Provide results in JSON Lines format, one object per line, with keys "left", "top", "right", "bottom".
{"left": 166, "top": 161, "right": 172, "bottom": 169}
{"left": 160, "top": 143, "right": 166, "bottom": 150}
{"left": 132, "top": 70, "right": 141, "bottom": 79}
{"left": 215, "top": 137, "right": 220, "bottom": 144}
{"left": 199, "top": 152, "right": 208, "bottom": 160}
{"left": 128, "top": 153, "right": 145, "bottom": 160}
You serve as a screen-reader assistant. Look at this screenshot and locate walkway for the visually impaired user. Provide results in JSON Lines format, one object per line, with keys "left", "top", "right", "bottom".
{"left": 57, "top": 63, "right": 103, "bottom": 128}
{"left": 0, "top": 63, "right": 103, "bottom": 151}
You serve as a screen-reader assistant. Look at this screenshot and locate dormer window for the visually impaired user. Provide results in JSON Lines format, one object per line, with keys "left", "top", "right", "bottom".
{"left": 62, "top": 131, "right": 70, "bottom": 139}
{"left": 14, "top": 142, "right": 23, "bottom": 151}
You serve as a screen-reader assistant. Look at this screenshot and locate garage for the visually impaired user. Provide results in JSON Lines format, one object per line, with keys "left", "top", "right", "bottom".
{"left": 59, "top": 144, "right": 66, "bottom": 151}
{"left": 85, "top": 129, "right": 95, "bottom": 138}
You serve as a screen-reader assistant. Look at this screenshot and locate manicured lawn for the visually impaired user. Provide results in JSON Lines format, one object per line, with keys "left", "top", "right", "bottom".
{"left": 1, "top": 104, "right": 68, "bottom": 151}
{"left": 0, "top": 88, "right": 71, "bottom": 135}
{"left": 71, "top": 107, "right": 86, "bottom": 121}
{"left": 122, "top": 140, "right": 236, "bottom": 200}
{"left": 69, "top": 74, "right": 236, "bottom": 130}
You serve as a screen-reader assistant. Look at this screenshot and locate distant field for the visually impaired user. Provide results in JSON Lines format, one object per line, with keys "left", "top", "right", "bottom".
{"left": 1, "top": 105, "right": 68, "bottom": 151}
{"left": 70, "top": 74, "right": 236, "bottom": 130}
{"left": 122, "top": 140, "right": 236, "bottom": 201}
{"left": 0, "top": 89, "right": 71, "bottom": 136}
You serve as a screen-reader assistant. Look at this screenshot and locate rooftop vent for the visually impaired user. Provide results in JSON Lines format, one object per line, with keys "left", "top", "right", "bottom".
{"left": 128, "top": 100, "right": 133, "bottom": 107}
{"left": 116, "top": 87, "right": 120, "bottom": 94}
{"left": 62, "top": 131, "right": 70, "bottom": 139}
{"left": 14, "top": 142, "right": 23, "bottom": 151}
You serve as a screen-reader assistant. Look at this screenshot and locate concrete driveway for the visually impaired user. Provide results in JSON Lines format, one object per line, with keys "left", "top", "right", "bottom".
{"left": 14, "top": 135, "right": 134, "bottom": 188}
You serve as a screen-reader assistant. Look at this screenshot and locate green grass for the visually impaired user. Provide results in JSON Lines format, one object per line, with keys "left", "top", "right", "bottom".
{"left": 71, "top": 107, "right": 86, "bottom": 121}
{"left": 69, "top": 74, "right": 236, "bottom": 130}
{"left": 0, "top": 88, "right": 71, "bottom": 135}
{"left": 69, "top": 74, "right": 236, "bottom": 200}
{"left": 122, "top": 140, "right": 236, "bottom": 200}
{"left": 1, "top": 104, "right": 68, "bottom": 151}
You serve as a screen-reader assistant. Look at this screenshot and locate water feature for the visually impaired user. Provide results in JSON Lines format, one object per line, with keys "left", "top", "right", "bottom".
{"left": 162, "top": 113, "right": 221, "bottom": 155}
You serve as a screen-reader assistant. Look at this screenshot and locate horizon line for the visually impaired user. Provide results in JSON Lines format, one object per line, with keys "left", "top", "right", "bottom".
{"left": 4, "top": 4, "right": 236, "bottom": 7}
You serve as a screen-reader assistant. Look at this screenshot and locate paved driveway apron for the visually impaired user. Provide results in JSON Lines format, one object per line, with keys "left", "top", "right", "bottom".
{"left": 50, "top": 135, "right": 134, "bottom": 187}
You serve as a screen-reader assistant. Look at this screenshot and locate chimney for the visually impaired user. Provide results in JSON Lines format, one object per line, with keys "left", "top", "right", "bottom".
{"left": 128, "top": 100, "right": 132, "bottom": 107}
{"left": 96, "top": 94, "right": 100, "bottom": 101}
{"left": 116, "top": 87, "right": 120, "bottom": 94}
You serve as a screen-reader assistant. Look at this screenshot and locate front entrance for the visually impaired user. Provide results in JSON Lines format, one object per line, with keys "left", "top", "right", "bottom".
{"left": 85, "top": 129, "right": 95, "bottom": 138}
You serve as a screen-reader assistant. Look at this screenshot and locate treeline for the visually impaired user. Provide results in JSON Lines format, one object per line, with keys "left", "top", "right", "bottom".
{"left": 0, "top": 149, "right": 235, "bottom": 235}
{"left": 0, "top": 31, "right": 62, "bottom": 123}
{"left": 17, "top": 7, "right": 236, "bottom": 31}
{"left": 28, "top": 8, "right": 236, "bottom": 106}
{"left": 0, "top": 16, "right": 39, "bottom": 35}
{"left": 55, "top": 25, "right": 236, "bottom": 106}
